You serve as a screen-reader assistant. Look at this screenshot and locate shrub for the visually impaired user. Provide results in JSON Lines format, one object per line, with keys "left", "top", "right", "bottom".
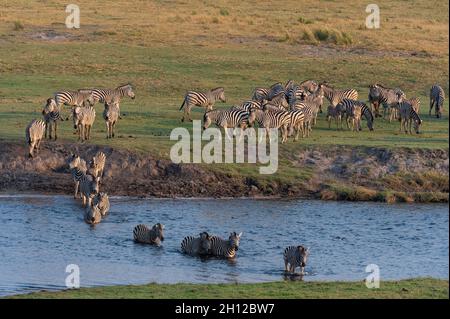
{"left": 219, "top": 8, "right": 229, "bottom": 16}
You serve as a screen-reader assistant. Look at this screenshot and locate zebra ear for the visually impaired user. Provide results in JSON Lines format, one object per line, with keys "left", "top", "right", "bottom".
{"left": 238, "top": 232, "right": 242, "bottom": 238}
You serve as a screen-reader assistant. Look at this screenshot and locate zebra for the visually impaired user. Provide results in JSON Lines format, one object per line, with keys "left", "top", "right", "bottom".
{"left": 42, "top": 98, "right": 64, "bottom": 140}
{"left": 72, "top": 106, "right": 96, "bottom": 142}
{"left": 288, "top": 109, "right": 306, "bottom": 141}
{"left": 266, "top": 91, "right": 289, "bottom": 109}
{"left": 430, "top": 84, "right": 445, "bottom": 118}
{"left": 203, "top": 109, "right": 249, "bottom": 140}
{"left": 399, "top": 100, "right": 422, "bottom": 134}
{"left": 232, "top": 100, "right": 263, "bottom": 112}
{"left": 133, "top": 223, "right": 165, "bottom": 246}
{"left": 179, "top": 87, "right": 226, "bottom": 122}
{"left": 337, "top": 99, "right": 374, "bottom": 131}
{"left": 283, "top": 245, "right": 310, "bottom": 274}
{"left": 287, "top": 85, "right": 308, "bottom": 106}
{"left": 326, "top": 104, "right": 346, "bottom": 130}
{"left": 92, "top": 192, "right": 110, "bottom": 216}
{"left": 103, "top": 99, "right": 120, "bottom": 138}
{"left": 402, "top": 97, "right": 420, "bottom": 113}
{"left": 85, "top": 202, "right": 102, "bottom": 225}
{"left": 25, "top": 119, "right": 45, "bottom": 158}
{"left": 88, "top": 151, "right": 106, "bottom": 180}
{"left": 79, "top": 173, "right": 100, "bottom": 208}
{"left": 209, "top": 232, "right": 242, "bottom": 258}
{"left": 248, "top": 108, "right": 292, "bottom": 143}
{"left": 54, "top": 90, "right": 95, "bottom": 114}
{"left": 252, "top": 82, "right": 284, "bottom": 102}
{"left": 368, "top": 83, "right": 405, "bottom": 121}
{"left": 68, "top": 154, "right": 87, "bottom": 199}
{"left": 181, "top": 232, "right": 212, "bottom": 256}
{"left": 299, "top": 79, "right": 319, "bottom": 94}
{"left": 320, "top": 82, "right": 358, "bottom": 107}
{"left": 291, "top": 101, "right": 319, "bottom": 137}
{"left": 90, "top": 83, "right": 135, "bottom": 105}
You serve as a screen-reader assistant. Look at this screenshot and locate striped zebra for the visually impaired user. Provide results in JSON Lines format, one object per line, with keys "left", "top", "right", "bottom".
{"left": 68, "top": 154, "right": 87, "bottom": 199}
{"left": 203, "top": 109, "right": 249, "bottom": 140}
{"left": 85, "top": 202, "right": 102, "bottom": 225}
{"left": 287, "top": 85, "right": 308, "bottom": 106}
{"left": 321, "top": 82, "right": 358, "bottom": 107}
{"left": 72, "top": 106, "right": 96, "bottom": 142}
{"left": 232, "top": 100, "right": 263, "bottom": 112}
{"left": 403, "top": 97, "right": 420, "bottom": 113}
{"left": 430, "top": 84, "right": 445, "bottom": 118}
{"left": 291, "top": 101, "right": 320, "bottom": 137}
{"left": 326, "top": 104, "right": 346, "bottom": 130}
{"left": 54, "top": 89, "right": 95, "bottom": 111}
{"left": 92, "top": 192, "right": 110, "bottom": 217}
{"left": 399, "top": 100, "right": 422, "bottom": 134}
{"left": 299, "top": 80, "right": 319, "bottom": 94}
{"left": 209, "top": 232, "right": 242, "bottom": 258}
{"left": 267, "top": 91, "right": 289, "bottom": 109}
{"left": 88, "top": 151, "right": 106, "bottom": 179}
{"left": 251, "top": 82, "right": 283, "bottom": 102}
{"left": 91, "top": 83, "right": 135, "bottom": 105}
{"left": 288, "top": 109, "right": 306, "bottom": 141}
{"left": 79, "top": 173, "right": 100, "bottom": 208}
{"left": 368, "top": 83, "right": 405, "bottom": 121}
{"left": 103, "top": 99, "right": 120, "bottom": 138}
{"left": 181, "top": 232, "right": 212, "bottom": 256}
{"left": 42, "top": 98, "right": 64, "bottom": 140}
{"left": 133, "top": 223, "right": 165, "bottom": 246}
{"left": 283, "top": 245, "right": 309, "bottom": 274}
{"left": 179, "top": 87, "right": 226, "bottom": 122}
{"left": 337, "top": 99, "right": 374, "bottom": 131}
{"left": 25, "top": 119, "right": 45, "bottom": 158}
{"left": 248, "top": 108, "right": 292, "bottom": 143}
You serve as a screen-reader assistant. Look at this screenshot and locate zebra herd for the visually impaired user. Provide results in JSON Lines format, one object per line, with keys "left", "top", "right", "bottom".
{"left": 179, "top": 80, "right": 446, "bottom": 141}
{"left": 25, "top": 84, "right": 135, "bottom": 157}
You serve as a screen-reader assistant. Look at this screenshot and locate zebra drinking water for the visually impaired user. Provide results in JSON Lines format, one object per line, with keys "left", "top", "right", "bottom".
{"left": 133, "top": 223, "right": 165, "bottom": 246}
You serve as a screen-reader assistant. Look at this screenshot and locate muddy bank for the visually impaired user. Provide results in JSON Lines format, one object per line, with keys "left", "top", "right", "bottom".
{"left": 0, "top": 140, "right": 448, "bottom": 202}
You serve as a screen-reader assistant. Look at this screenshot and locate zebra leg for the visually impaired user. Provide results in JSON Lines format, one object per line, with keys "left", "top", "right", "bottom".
{"left": 74, "top": 181, "right": 79, "bottom": 199}
{"left": 185, "top": 104, "right": 193, "bottom": 122}
{"left": 54, "top": 121, "right": 58, "bottom": 140}
{"left": 44, "top": 122, "right": 48, "bottom": 139}
{"left": 429, "top": 99, "right": 434, "bottom": 116}
{"left": 112, "top": 122, "right": 116, "bottom": 138}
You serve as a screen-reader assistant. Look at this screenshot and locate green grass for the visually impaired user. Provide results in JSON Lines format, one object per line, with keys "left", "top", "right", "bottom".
{"left": 0, "top": 0, "right": 448, "bottom": 187}
{"left": 8, "top": 278, "right": 448, "bottom": 299}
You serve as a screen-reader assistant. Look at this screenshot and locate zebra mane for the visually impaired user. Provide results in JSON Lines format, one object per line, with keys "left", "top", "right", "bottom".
{"left": 269, "top": 82, "right": 282, "bottom": 89}
{"left": 319, "top": 81, "right": 333, "bottom": 88}
{"left": 211, "top": 87, "right": 224, "bottom": 92}
{"left": 116, "top": 83, "right": 133, "bottom": 90}
{"left": 299, "top": 79, "right": 317, "bottom": 85}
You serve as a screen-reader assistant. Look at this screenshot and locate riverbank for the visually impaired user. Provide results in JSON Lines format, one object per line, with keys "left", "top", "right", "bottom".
{"left": 0, "top": 140, "right": 448, "bottom": 202}
{"left": 7, "top": 278, "right": 448, "bottom": 299}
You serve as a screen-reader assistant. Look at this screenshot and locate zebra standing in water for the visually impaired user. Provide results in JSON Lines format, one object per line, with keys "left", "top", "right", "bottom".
{"left": 399, "top": 100, "right": 422, "bottom": 134}
{"left": 91, "top": 83, "right": 135, "bottom": 105}
{"left": 248, "top": 108, "right": 291, "bottom": 143}
{"left": 203, "top": 109, "right": 249, "bottom": 140}
{"left": 179, "top": 87, "right": 226, "bottom": 122}
{"left": 91, "top": 192, "right": 110, "bottom": 216}
{"left": 209, "top": 232, "right": 242, "bottom": 258}
{"left": 85, "top": 202, "right": 102, "bottom": 225}
{"left": 79, "top": 173, "right": 100, "bottom": 208}
{"left": 25, "top": 119, "right": 45, "bottom": 158}
{"left": 337, "top": 99, "right": 374, "bottom": 131}
{"left": 430, "top": 84, "right": 445, "bottom": 118}
{"left": 42, "top": 98, "right": 64, "bottom": 140}
{"left": 133, "top": 223, "right": 165, "bottom": 246}
{"left": 181, "top": 232, "right": 212, "bottom": 256}
{"left": 320, "top": 82, "right": 358, "bottom": 107}
{"left": 284, "top": 245, "right": 309, "bottom": 274}
{"left": 88, "top": 151, "right": 106, "bottom": 179}
{"left": 72, "top": 106, "right": 96, "bottom": 142}
{"left": 68, "top": 154, "right": 87, "bottom": 199}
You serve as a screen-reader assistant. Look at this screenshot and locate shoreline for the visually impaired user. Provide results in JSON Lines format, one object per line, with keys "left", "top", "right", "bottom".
{"left": 0, "top": 140, "right": 448, "bottom": 203}
{"left": 6, "top": 278, "right": 448, "bottom": 299}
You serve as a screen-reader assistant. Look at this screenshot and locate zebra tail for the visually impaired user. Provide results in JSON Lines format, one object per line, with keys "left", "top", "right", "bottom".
{"left": 179, "top": 98, "right": 186, "bottom": 111}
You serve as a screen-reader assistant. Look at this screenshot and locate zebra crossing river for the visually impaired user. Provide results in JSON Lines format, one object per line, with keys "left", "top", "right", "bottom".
{"left": 0, "top": 195, "right": 448, "bottom": 296}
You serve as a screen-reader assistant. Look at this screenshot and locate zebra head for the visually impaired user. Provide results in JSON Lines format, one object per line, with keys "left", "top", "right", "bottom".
{"left": 86, "top": 204, "right": 101, "bottom": 224}
{"left": 228, "top": 232, "right": 242, "bottom": 251}
{"left": 42, "top": 98, "right": 57, "bottom": 115}
{"left": 298, "top": 245, "right": 310, "bottom": 268}
{"left": 68, "top": 153, "right": 81, "bottom": 169}
{"left": 203, "top": 111, "right": 213, "bottom": 130}
{"left": 199, "top": 232, "right": 212, "bottom": 254}
{"left": 413, "top": 116, "right": 422, "bottom": 134}
{"left": 153, "top": 223, "right": 165, "bottom": 241}
{"left": 72, "top": 107, "right": 82, "bottom": 129}
{"left": 123, "top": 84, "right": 135, "bottom": 100}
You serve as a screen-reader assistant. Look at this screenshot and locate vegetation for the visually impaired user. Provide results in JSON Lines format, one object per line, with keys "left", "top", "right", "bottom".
{"left": 0, "top": 0, "right": 448, "bottom": 198}
{"left": 8, "top": 278, "right": 448, "bottom": 299}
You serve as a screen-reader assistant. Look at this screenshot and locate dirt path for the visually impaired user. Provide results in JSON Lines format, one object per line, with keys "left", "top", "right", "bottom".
{"left": 0, "top": 140, "right": 448, "bottom": 202}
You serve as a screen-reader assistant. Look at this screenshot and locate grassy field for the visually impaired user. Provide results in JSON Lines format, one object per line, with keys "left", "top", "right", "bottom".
{"left": 8, "top": 278, "right": 449, "bottom": 299}
{"left": 0, "top": 0, "right": 448, "bottom": 184}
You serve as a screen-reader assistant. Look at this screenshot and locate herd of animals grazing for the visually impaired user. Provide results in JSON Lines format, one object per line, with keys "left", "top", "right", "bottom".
{"left": 22, "top": 80, "right": 445, "bottom": 275}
